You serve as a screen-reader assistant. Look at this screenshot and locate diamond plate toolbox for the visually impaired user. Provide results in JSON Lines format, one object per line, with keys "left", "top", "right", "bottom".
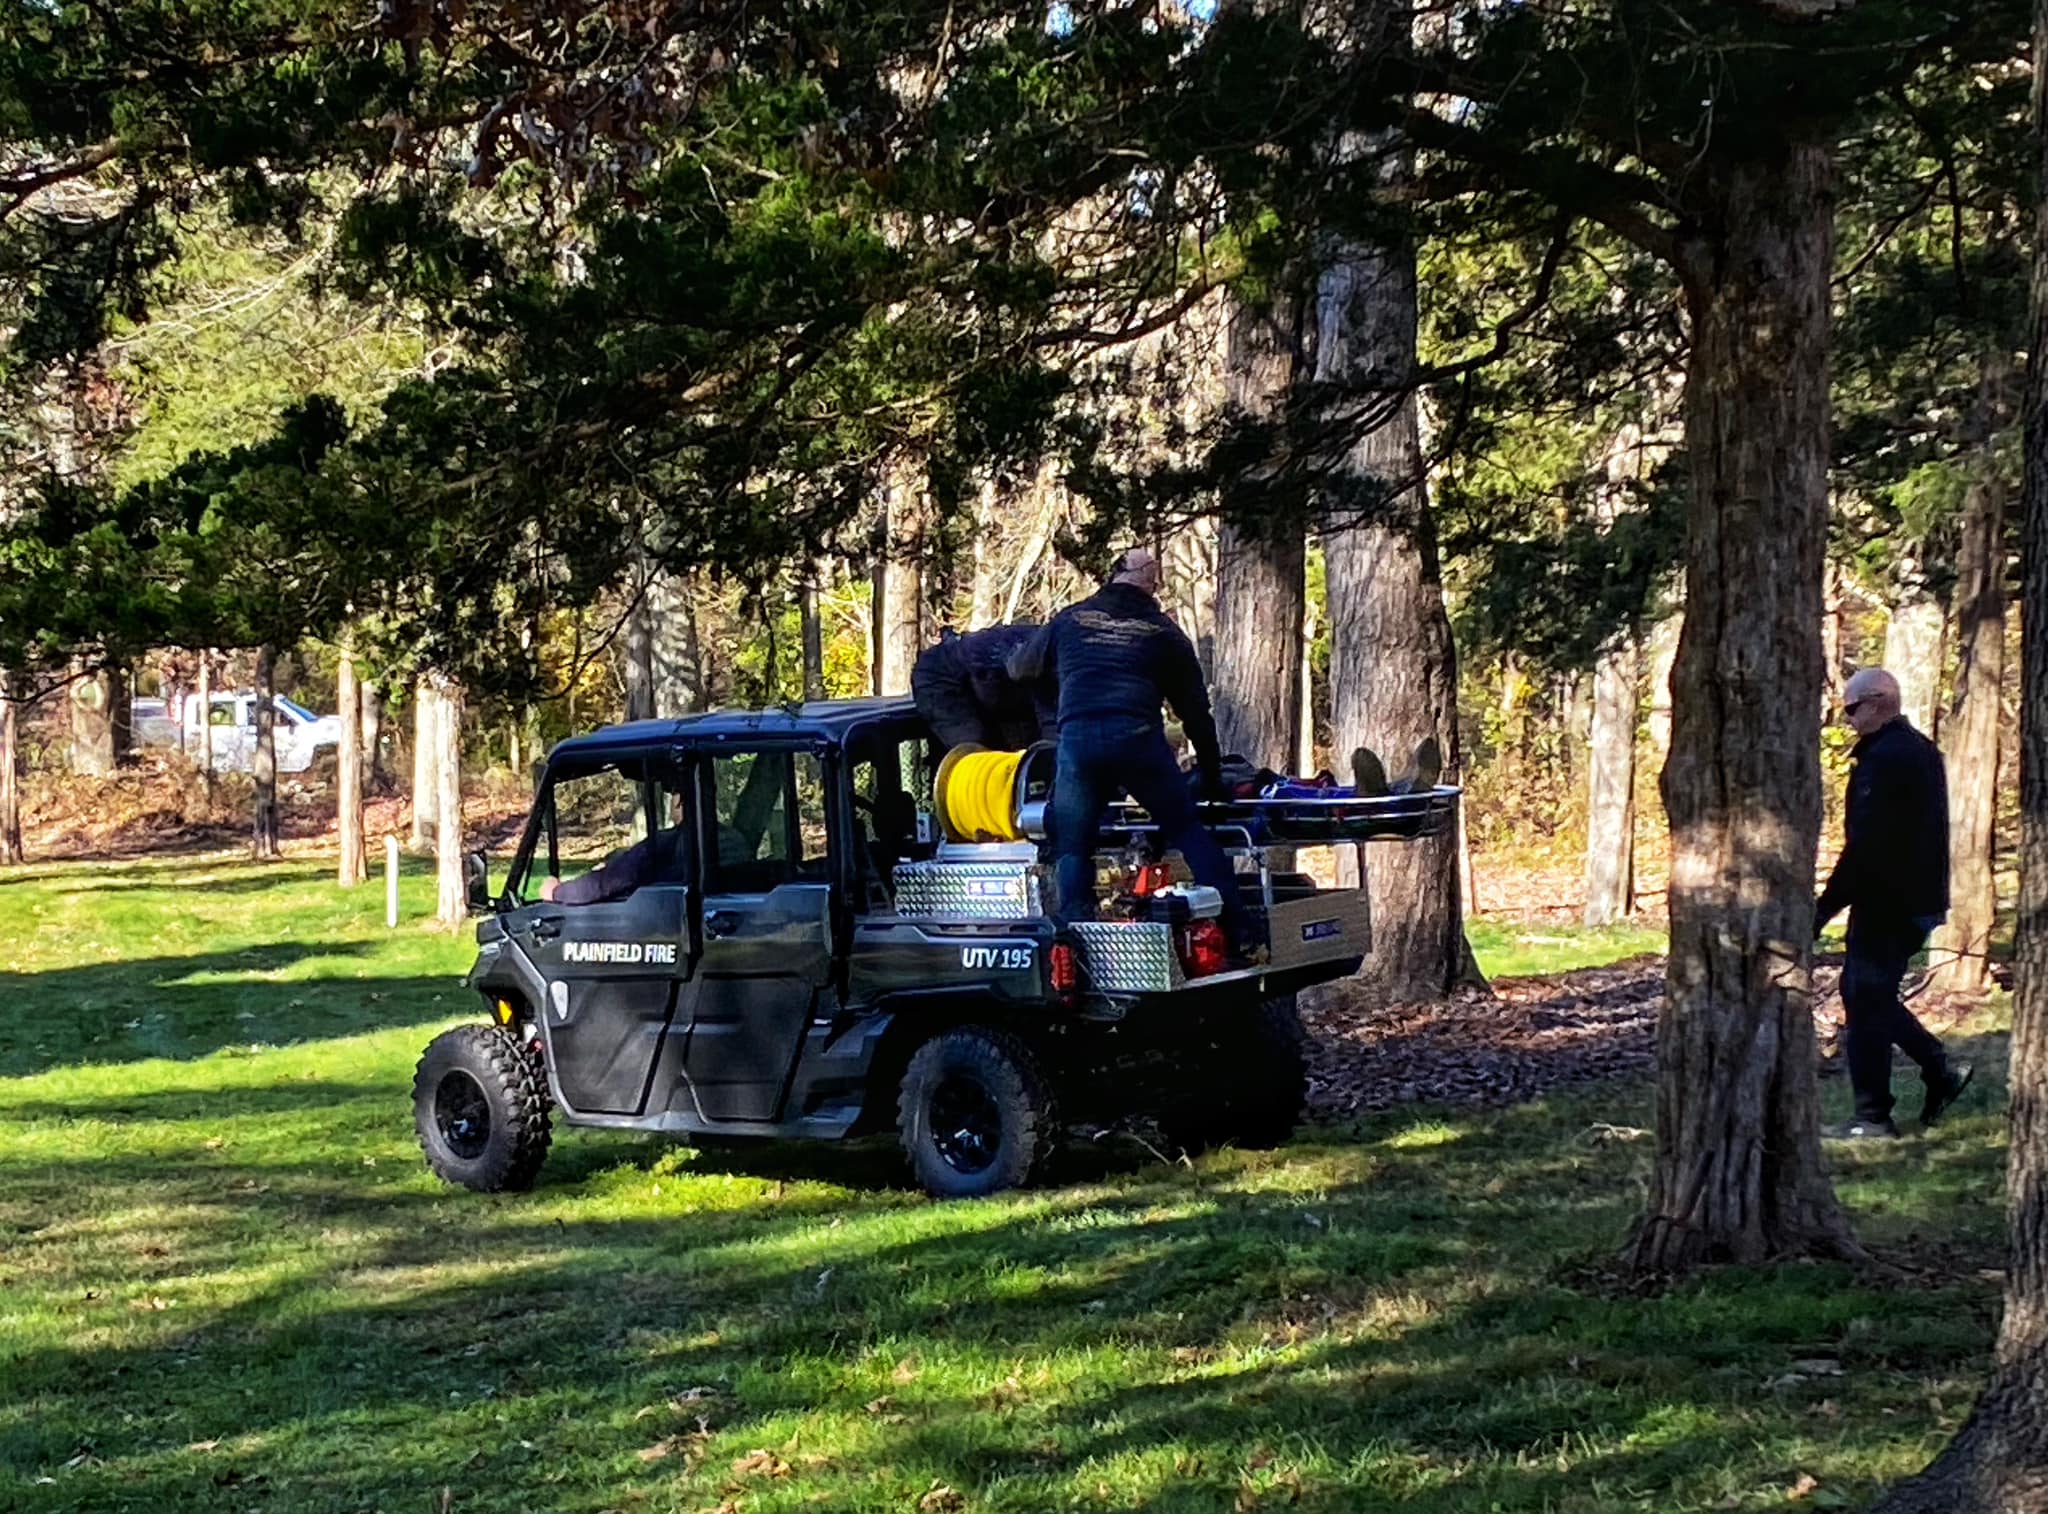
{"left": 1070, "top": 921, "right": 1183, "bottom": 993}
{"left": 1267, "top": 889, "right": 1372, "bottom": 970}
{"left": 892, "top": 861, "right": 1042, "bottom": 920}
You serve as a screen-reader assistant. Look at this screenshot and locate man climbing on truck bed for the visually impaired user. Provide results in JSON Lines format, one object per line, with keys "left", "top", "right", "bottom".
{"left": 1024, "top": 546, "right": 1254, "bottom": 955}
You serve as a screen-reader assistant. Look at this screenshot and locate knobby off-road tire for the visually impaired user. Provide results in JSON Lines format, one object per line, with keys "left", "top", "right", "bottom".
{"left": 898, "top": 1026, "right": 1057, "bottom": 1199}
{"left": 414, "top": 1024, "right": 553, "bottom": 1192}
{"left": 1162, "top": 994, "right": 1308, "bottom": 1155}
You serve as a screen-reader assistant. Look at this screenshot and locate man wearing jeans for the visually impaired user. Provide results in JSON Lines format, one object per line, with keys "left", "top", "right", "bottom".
{"left": 1030, "top": 547, "right": 1253, "bottom": 954}
{"left": 1815, "top": 667, "right": 1974, "bottom": 1139}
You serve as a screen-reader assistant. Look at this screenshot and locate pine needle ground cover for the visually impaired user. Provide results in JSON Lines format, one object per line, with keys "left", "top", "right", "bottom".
{"left": 1, "top": 859, "right": 2008, "bottom": 1513}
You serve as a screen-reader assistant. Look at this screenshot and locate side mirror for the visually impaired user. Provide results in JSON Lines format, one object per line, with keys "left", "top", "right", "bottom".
{"left": 464, "top": 849, "right": 492, "bottom": 913}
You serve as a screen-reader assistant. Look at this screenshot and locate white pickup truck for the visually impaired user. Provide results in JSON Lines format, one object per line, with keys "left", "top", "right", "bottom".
{"left": 133, "top": 692, "right": 343, "bottom": 775}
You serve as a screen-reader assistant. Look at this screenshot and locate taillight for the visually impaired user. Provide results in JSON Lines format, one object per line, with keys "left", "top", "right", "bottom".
{"left": 1049, "top": 942, "right": 1079, "bottom": 995}
{"left": 1182, "top": 919, "right": 1229, "bottom": 978}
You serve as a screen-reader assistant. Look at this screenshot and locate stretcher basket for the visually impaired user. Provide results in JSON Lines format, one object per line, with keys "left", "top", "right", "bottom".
{"left": 1104, "top": 785, "right": 1461, "bottom": 845}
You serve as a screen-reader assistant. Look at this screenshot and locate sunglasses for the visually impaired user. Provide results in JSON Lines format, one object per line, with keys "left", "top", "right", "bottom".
{"left": 1843, "top": 698, "right": 1872, "bottom": 717}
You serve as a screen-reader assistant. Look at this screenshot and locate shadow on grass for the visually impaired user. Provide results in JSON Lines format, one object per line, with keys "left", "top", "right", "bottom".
{"left": 0, "top": 1103, "right": 1999, "bottom": 1514}
{"left": 0, "top": 943, "right": 445, "bottom": 1078}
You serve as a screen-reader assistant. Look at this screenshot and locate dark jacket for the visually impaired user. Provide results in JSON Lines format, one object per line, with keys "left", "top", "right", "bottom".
{"left": 1816, "top": 717, "right": 1950, "bottom": 928}
{"left": 912, "top": 625, "right": 1044, "bottom": 736}
{"left": 1032, "top": 582, "right": 1221, "bottom": 788}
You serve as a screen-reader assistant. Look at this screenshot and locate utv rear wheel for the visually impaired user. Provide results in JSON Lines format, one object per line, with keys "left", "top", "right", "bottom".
{"left": 898, "top": 1027, "right": 1055, "bottom": 1198}
{"left": 1163, "top": 995, "right": 1307, "bottom": 1154}
{"left": 414, "top": 1024, "right": 552, "bottom": 1192}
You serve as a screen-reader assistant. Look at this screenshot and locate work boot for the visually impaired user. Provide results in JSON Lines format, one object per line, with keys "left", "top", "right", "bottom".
{"left": 1826, "top": 1118, "right": 1902, "bottom": 1141}
{"left": 1350, "top": 746, "right": 1390, "bottom": 797}
{"left": 1389, "top": 737, "right": 1444, "bottom": 796}
{"left": 1921, "top": 1063, "right": 1976, "bottom": 1127}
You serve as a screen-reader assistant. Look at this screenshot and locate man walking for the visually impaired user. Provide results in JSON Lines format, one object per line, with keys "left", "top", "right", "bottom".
{"left": 1030, "top": 547, "right": 1253, "bottom": 954}
{"left": 1815, "top": 667, "right": 1973, "bottom": 1138}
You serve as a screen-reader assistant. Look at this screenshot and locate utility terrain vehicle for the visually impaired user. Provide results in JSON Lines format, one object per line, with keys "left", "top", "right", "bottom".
{"left": 417, "top": 697, "right": 1456, "bottom": 1198}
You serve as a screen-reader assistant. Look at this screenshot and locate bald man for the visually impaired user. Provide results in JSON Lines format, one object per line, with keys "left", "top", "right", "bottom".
{"left": 1030, "top": 546, "right": 1251, "bottom": 954}
{"left": 1815, "top": 667, "right": 1972, "bottom": 1138}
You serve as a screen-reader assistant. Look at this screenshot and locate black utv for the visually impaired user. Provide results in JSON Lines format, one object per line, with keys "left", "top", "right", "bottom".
{"left": 417, "top": 697, "right": 1456, "bottom": 1198}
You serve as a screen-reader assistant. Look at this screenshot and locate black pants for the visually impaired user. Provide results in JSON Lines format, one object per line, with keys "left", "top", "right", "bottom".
{"left": 1841, "top": 911, "right": 1948, "bottom": 1122}
{"left": 1050, "top": 717, "right": 1250, "bottom": 946}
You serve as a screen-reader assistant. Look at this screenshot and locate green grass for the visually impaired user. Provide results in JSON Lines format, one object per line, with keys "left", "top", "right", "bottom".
{"left": 1465, "top": 918, "right": 1668, "bottom": 978}
{"left": 1, "top": 857, "right": 2012, "bottom": 1513}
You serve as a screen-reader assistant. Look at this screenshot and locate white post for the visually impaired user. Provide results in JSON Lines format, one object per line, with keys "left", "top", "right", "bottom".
{"left": 385, "top": 835, "right": 401, "bottom": 928}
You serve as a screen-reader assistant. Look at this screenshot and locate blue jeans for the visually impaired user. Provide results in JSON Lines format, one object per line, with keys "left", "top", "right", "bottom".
{"left": 1842, "top": 910, "right": 1949, "bottom": 1121}
{"left": 1050, "top": 719, "right": 1250, "bottom": 945}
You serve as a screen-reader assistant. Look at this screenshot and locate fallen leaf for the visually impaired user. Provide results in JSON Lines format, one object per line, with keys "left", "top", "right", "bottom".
{"left": 864, "top": 1396, "right": 895, "bottom": 1415}
{"left": 636, "top": 1438, "right": 684, "bottom": 1463}
{"left": 186, "top": 1439, "right": 221, "bottom": 1453}
{"left": 730, "top": 1449, "right": 790, "bottom": 1480}
{"left": 1789, "top": 1472, "right": 1820, "bottom": 1500}
{"left": 919, "top": 1483, "right": 965, "bottom": 1513}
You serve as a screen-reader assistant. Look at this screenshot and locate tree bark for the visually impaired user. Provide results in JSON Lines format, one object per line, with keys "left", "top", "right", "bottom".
{"left": 1213, "top": 282, "right": 1307, "bottom": 771}
{"left": 433, "top": 674, "right": 466, "bottom": 926}
{"left": 1630, "top": 144, "right": 1858, "bottom": 1272}
{"left": 649, "top": 571, "right": 704, "bottom": 716}
{"left": 1867, "top": 21, "right": 2048, "bottom": 1494}
{"left": 969, "top": 481, "right": 1005, "bottom": 631}
{"left": 196, "top": 654, "right": 214, "bottom": 784}
{"left": 622, "top": 590, "right": 656, "bottom": 721}
{"left": 1646, "top": 606, "right": 1682, "bottom": 768}
{"left": 337, "top": 641, "right": 366, "bottom": 887}
{"left": 1930, "top": 457, "right": 2007, "bottom": 993}
{"left": 361, "top": 680, "right": 384, "bottom": 789}
{"left": 69, "top": 663, "right": 114, "bottom": 776}
{"left": 1884, "top": 564, "right": 1946, "bottom": 736}
{"left": 0, "top": 671, "right": 21, "bottom": 866}
{"left": 410, "top": 681, "right": 439, "bottom": 849}
{"left": 252, "top": 646, "right": 281, "bottom": 860}
{"left": 109, "top": 665, "right": 132, "bottom": 765}
{"left": 874, "top": 470, "right": 925, "bottom": 696}
{"left": 1585, "top": 633, "right": 1641, "bottom": 926}
{"left": 1313, "top": 205, "right": 1478, "bottom": 1001}
{"left": 802, "top": 557, "right": 828, "bottom": 702}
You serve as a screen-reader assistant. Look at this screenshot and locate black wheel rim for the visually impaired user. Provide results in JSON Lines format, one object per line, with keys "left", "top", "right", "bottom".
{"left": 434, "top": 1070, "right": 492, "bottom": 1160}
{"left": 928, "top": 1074, "right": 1003, "bottom": 1175}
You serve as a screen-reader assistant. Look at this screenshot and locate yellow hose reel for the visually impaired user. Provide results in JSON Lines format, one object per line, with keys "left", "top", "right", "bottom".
{"left": 933, "top": 743, "right": 1057, "bottom": 843}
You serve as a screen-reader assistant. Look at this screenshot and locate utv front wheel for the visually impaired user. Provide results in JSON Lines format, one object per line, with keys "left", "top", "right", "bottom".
{"left": 898, "top": 1027, "right": 1056, "bottom": 1198}
{"left": 414, "top": 1024, "right": 552, "bottom": 1192}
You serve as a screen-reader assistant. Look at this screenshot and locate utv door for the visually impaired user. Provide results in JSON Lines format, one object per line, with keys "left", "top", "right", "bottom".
{"left": 507, "top": 754, "right": 693, "bottom": 1116}
{"left": 684, "top": 746, "right": 837, "bottom": 1122}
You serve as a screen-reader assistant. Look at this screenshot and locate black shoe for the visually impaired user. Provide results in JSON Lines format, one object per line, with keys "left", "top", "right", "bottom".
{"left": 1390, "top": 737, "right": 1444, "bottom": 796}
{"left": 1350, "top": 746, "right": 1390, "bottom": 798}
{"left": 1921, "top": 1063, "right": 1975, "bottom": 1127}
{"left": 1827, "top": 1118, "right": 1902, "bottom": 1141}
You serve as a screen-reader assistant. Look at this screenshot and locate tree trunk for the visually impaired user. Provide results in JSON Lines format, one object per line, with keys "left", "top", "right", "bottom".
{"left": 252, "top": 646, "right": 281, "bottom": 860}
{"left": 433, "top": 675, "right": 466, "bottom": 926}
{"left": 0, "top": 671, "right": 21, "bottom": 866}
{"left": 969, "top": 482, "right": 1004, "bottom": 631}
{"left": 1213, "top": 281, "right": 1307, "bottom": 772}
{"left": 1300, "top": 591, "right": 1319, "bottom": 776}
{"left": 410, "top": 682, "right": 439, "bottom": 849}
{"left": 623, "top": 591, "right": 656, "bottom": 721}
{"left": 802, "top": 558, "right": 827, "bottom": 702}
{"left": 874, "top": 471, "right": 925, "bottom": 696}
{"left": 1930, "top": 458, "right": 2007, "bottom": 993}
{"left": 1584, "top": 634, "right": 1641, "bottom": 926}
{"left": 1646, "top": 606, "right": 1682, "bottom": 767}
{"left": 1885, "top": 565, "right": 1946, "bottom": 736}
{"left": 337, "top": 641, "right": 366, "bottom": 887}
{"left": 196, "top": 654, "right": 214, "bottom": 791}
{"left": 1867, "top": 26, "right": 2048, "bottom": 1495}
{"left": 1313, "top": 210, "right": 1478, "bottom": 1001}
{"left": 109, "top": 665, "right": 132, "bottom": 765}
{"left": 649, "top": 571, "right": 704, "bottom": 716}
{"left": 69, "top": 664, "right": 114, "bottom": 776}
{"left": 1630, "top": 144, "right": 1858, "bottom": 1272}
{"left": 361, "top": 680, "right": 384, "bottom": 789}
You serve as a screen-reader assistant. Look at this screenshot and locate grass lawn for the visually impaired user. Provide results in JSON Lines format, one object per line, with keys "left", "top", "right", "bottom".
{"left": 1, "top": 856, "right": 2010, "bottom": 1513}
